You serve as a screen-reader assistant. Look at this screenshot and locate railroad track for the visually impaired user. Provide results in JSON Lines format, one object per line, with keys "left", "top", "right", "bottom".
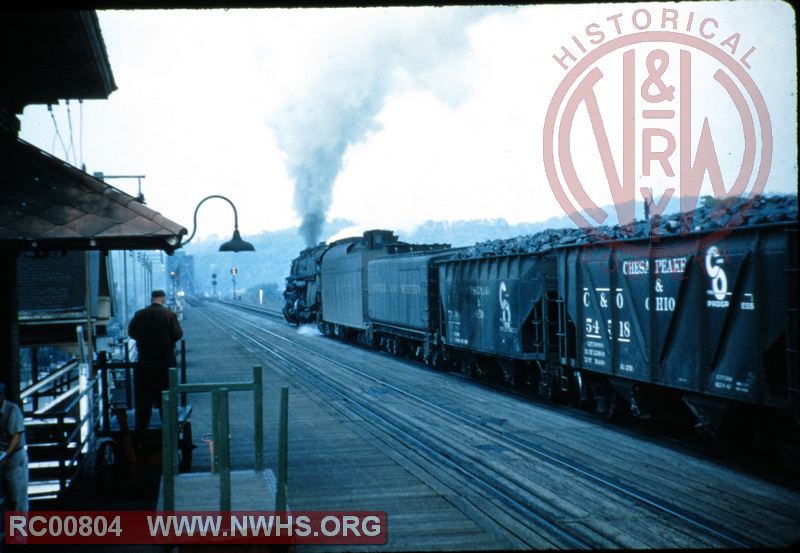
{"left": 209, "top": 298, "right": 285, "bottom": 319}
{"left": 191, "top": 297, "right": 800, "bottom": 549}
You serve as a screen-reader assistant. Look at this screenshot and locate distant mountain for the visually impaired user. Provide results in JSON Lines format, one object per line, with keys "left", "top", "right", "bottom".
{"left": 183, "top": 193, "right": 796, "bottom": 298}
{"left": 183, "top": 218, "right": 356, "bottom": 300}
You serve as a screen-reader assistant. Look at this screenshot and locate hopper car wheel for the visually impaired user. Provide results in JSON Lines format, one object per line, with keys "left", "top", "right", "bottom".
{"left": 95, "top": 438, "right": 123, "bottom": 499}
{"left": 461, "top": 358, "right": 476, "bottom": 378}
{"left": 427, "top": 349, "right": 441, "bottom": 370}
{"left": 543, "top": 362, "right": 562, "bottom": 402}
{"left": 573, "top": 370, "right": 593, "bottom": 411}
{"left": 595, "top": 384, "right": 623, "bottom": 419}
{"left": 559, "top": 368, "right": 585, "bottom": 409}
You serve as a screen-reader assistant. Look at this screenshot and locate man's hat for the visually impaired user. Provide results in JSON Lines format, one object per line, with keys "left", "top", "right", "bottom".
{"left": 152, "top": 290, "right": 166, "bottom": 299}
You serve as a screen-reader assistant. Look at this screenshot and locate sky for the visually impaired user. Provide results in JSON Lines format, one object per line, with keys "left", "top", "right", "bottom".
{"left": 18, "top": 2, "right": 798, "bottom": 248}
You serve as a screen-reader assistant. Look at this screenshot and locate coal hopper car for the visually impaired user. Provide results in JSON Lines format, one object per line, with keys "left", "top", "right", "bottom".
{"left": 284, "top": 200, "right": 798, "bottom": 453}
{"left": 555, "top": 220, "right": 799, "bottom": 442}
{"left": 435, "top": 251, "right": 560, "bottom": 386}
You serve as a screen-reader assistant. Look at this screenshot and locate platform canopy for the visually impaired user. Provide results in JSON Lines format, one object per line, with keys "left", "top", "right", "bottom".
{"left": 0, "top": 134, "right": 187, "bottom": 254}
{"left": 0, "top": 11, "right": 116, "bottom": 116}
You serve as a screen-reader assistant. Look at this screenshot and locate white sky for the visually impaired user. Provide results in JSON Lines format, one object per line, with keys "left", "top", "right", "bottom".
{"left": 18, "top": 2, "right": 798, "bottom": 245}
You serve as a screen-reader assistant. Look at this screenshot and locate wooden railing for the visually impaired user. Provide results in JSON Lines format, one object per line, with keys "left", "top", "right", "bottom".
{"left": 160, "top": 366, "right": 288, "bottom": 512}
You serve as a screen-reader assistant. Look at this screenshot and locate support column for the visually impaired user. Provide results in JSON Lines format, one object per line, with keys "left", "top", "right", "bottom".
{"left": 0, "top": 250, "right": 21, "bottom": 404}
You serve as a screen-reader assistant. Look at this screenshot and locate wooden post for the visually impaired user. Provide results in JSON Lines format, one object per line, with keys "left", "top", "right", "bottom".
{"left": 212, "top": 389, "right": 231, "bottom": 512}
{"left": 254, "top": 366, "right": 263, "bottom": 472}
{"left": 165, "top": 367, "right": 281, "bottom": 513}
{"left": 180, "top": 340, "right": 187, "bottom": 408}
{"left": 99, "top": 353, "right": 110, "bottom": 433}
{"left": 168, "top": 368, "right": 180, "bottom": 475}
{"left": 276, "top": 387, "right": 288, "bottom": 512}
{"left": 162, "top": 389, "right": 175, "bottom": 512}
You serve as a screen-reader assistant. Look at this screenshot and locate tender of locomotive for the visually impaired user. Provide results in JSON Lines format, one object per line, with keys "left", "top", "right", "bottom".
{"left": 285, "top": 198, "right": 798, "bottom": 450}
{"left": 369, "top": 249, "right": 456, "bottom": 363}
{"left": 314, "top": 230, "right": 448, "bottom": 345}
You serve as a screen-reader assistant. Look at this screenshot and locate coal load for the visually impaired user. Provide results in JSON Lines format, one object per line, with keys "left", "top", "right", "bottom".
{"left": 457, "top": 194, "right": 797, "bottom": 259}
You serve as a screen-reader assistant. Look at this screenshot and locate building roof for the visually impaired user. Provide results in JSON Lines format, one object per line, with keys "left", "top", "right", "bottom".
{"left": 0, "top": 11, "right": 116, "bottom": 115}
{"left": 0, "top": 134, "right": 188, "bottom": 254}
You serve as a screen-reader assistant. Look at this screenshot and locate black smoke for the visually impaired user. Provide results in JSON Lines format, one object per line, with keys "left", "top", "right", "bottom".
{"left": 269, "top": 8, "right": 501, "bottom": 247}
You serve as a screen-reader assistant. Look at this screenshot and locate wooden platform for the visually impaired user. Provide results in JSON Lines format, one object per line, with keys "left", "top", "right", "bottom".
{"left": 155, "top": 470, "right": 282, "bottom": 553}
{"left": 157, "top": 470, "right": 277, "bottom": 511}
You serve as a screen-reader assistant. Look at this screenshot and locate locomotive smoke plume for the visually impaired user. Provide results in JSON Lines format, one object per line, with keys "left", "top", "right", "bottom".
{"left": 269, "top": 8, "right": 498, "bottom": 247}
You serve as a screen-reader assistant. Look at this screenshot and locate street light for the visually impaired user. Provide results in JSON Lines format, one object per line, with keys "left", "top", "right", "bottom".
{"left": 181, "top": 195, "right": 256, "bottom": 252}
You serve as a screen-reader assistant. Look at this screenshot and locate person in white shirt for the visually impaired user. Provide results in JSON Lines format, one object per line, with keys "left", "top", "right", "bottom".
{"left": 0, "top": 382, "right": 28, "bottom": 514}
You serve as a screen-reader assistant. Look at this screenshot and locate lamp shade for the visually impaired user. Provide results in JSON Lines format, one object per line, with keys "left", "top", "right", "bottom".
{"left": 219, "top": 229, "right": 255, "bottom": 252}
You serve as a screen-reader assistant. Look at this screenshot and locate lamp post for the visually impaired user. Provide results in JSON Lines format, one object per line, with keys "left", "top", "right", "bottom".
{"left": 231, "top": 267, "right": 238, "bottom": 300}
{"left": 180, "top": 195, "right": 256, "bottom": 252}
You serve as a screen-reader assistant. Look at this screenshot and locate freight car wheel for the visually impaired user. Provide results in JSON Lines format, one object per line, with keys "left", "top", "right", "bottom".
{"left": 542, "top": 362, "right": 563, "bottom": 402}
{"left": 572, "top": 370, "right": 594, "bottom": 411}
{"left": 428, "top": 349, "right": 441, "bottom": 370}
{"left": 594, "top": 383, "right": 625, "bottom": 419}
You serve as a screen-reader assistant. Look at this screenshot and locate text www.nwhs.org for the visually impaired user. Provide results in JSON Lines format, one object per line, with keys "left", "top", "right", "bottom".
{"left": 148, "top": 513, "right": 383, "bottom": 538}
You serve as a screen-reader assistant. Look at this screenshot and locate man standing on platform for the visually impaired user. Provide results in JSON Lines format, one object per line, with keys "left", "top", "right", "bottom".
{"left": 129, "top": 290, "right": 184, "bottom": 431}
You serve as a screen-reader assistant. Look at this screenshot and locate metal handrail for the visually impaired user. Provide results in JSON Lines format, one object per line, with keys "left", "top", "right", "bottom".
{"left": 25, "top": 366, "right": 103, "bottom": 496}
{"left": 21, "top": 360, "right": 80, "bottom": 400}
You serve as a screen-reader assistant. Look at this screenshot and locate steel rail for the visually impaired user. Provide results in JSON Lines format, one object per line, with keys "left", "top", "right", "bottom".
{"left": 202, "top": 300, "right": 753, "bottom": 549}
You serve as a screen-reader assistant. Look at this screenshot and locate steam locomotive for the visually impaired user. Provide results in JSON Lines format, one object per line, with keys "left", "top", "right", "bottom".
{"left": 284, "top": 202, "right": 798, "bottom": 451}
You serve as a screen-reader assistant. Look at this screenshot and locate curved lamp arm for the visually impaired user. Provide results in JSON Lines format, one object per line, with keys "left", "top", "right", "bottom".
{"left": 181, "top": 195, "right": 255, "bottom": 252}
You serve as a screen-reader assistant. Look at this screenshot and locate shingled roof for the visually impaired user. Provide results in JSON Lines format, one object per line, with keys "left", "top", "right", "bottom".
{"left": 0, "top": 134, "right": 187, "bottom": 254}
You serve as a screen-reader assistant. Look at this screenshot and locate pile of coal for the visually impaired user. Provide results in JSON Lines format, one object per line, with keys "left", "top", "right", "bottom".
{"left": 457, "top": 194, "right": 797, "bottom": 259}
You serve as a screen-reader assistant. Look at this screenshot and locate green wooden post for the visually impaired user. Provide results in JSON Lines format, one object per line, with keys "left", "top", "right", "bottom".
{"left": 180, "top": 340, "right": 187, "bottom": 408}
{"left": 254, "top": 366, "right": 263, "bottom": 471}
{"left": 212, "top": 389, "right": 231, "bottom": 511}
{"left": 276, "top": 387, "right": 288, "bottom": 512}
{"left": 168, "top": 368, "right": 180, "bottom": 474}
{"left": 166, "top": 366, "right": 278, "bottom": 513}
{"left": 161, "top": 389, "right": 175, "bottom": 512}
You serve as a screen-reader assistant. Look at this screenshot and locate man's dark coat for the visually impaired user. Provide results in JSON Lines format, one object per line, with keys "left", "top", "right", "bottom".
{"left": 128, "top": 303, "right": 184, "bottom": 366}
